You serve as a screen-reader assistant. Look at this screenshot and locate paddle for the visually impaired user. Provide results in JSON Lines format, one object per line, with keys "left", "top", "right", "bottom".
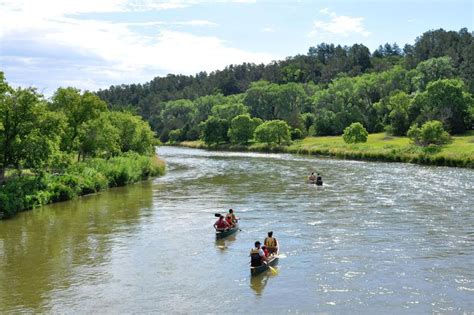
{"left": 263, "top": 261, "right": 278, "bottom": 275}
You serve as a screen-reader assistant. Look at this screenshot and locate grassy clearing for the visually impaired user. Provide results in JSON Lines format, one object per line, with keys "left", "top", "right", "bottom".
{"left": 178, "top": 132, "right": 474, "bottom": 168}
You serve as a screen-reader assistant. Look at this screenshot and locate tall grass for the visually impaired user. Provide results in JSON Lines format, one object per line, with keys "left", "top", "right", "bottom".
{"left": 0, "top": 152, "right": 165, "bottom": 219}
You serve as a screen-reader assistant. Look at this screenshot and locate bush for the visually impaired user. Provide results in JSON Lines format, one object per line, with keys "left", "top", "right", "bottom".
{"left": 0, "top": 153, "right": 166, "bottom": 219}
{"left": 342, "top": 122, "right": 368, "bottom": 144}
{"left": 407, "top": 120, "right": 450, "bottom": 146}
{"left": 290, "top": 128, "right": 304, "bottom": 140}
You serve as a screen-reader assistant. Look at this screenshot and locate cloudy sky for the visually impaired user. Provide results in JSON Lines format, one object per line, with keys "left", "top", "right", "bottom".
{"left": 0, "top": 0, "right": 472, "bottom": 96}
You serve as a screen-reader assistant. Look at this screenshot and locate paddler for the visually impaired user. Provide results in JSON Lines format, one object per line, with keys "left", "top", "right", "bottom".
{"left": 250, "top": 241, "right": 267, "bottom": 267}
{"left": 214, "top": 215, "right": 230, "bottom": 231}
{"left": 264, "top": 231, "right": 278, "bottom": 255}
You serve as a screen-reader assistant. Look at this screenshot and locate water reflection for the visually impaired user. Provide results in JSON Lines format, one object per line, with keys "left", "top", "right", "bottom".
{"left": 215, "top": 235, "right": 237, "bottom": 251}
{"left": 250, "top": 272, "right": 278, "bottom": 296}
{"left": 0, "top": 182, "right": 153, "bottom": 312}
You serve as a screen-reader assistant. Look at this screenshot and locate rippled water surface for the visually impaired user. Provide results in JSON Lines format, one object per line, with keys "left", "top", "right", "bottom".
{"left": 1, "top": 147, "right": 473, "bottom": 313}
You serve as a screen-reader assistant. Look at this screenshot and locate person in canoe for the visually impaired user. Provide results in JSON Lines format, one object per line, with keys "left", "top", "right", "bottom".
{"left": 316, "top": 173, "right": 323, "bottom": 186}
{"left": 214, "top": 215, "right": 230, "bottom": 231}
{"left": 225, "top": 208, "right": 238, "bottom": 227}
{"left": 308, "top": 172, "right": 316, "bottom": 183}
{"left": 250, "top": 241, "right": 267, "bottom": 267}
{"left": 264, "top": 231, "right": 278, "bottom": 255}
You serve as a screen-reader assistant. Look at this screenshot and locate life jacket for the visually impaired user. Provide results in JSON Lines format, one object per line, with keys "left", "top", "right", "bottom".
{"left": 264, "top": 237, "right": 277, "bottom": 248}
{"left": 250, "top": 248, "right": 262, "bottom": 267}
{"left": 316, "top": 176, "right": 323, "bottom": 186}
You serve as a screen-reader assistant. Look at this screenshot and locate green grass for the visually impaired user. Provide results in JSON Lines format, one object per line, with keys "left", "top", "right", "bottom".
{"left": 0, "top": 153, "right": 166, "bottom": 220}
{"left": 179, "top": 132, "right": 474, "bottom": 168}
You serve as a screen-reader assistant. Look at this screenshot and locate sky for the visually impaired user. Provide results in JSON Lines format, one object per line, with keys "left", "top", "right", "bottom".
{"left": 0, "top": 0, "right": 472, "bottom": 96}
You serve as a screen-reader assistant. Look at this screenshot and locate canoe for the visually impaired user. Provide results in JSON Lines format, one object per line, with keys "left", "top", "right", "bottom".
{"left": 215, "top": 224, "right": 239, "bottom": 239}
{"left": 250, "top": 251, "right": 279, "bottom": 276}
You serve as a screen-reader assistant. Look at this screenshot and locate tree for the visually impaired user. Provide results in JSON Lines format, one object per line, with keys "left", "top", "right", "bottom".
{"left": 413, "top": 79, "right": 471, "bottom": 134}
{"left": 77, "top": 113, "right": 120, "bottom": 159}
{"left": 200, "top": 116, "right": 229, "bottom": 145}
{"left": 412, "top": 56, "right": 455, "bottom": 91}
{"left": 211, "top": 102, "right": 249, "bottom": 121}
{"left": 407, "top": 120, "right": 450, "bottom": 146}
{"left": 254, "top": 120, "right": 290, "bottom": 145}
{"left": 159, "top": 99, "right": 195, "bottom": 142}
{"left": 1, "top": 86, "right": 65, "bottom": 181}
{"left": 342, "top": 122, "right": 368, "bottom": 144}
{"left": 107, "top": 111, "right": 156, "bottom": 155}
{"left": 50, "top": 87, "right": 107, "bottom": 152}
{"left": 228, "top": 114, "right": 261, "bottom": 144}
{"left": 387, "top": 91, "right": 411, "bottom": 136}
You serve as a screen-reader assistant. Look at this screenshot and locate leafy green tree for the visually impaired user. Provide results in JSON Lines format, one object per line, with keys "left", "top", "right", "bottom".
{"left": 200, "top": 116, "right": 229, "bottom": 145}
{"left": 228, "top": 114, "right": 261, "bottom": 144}
{"left": 407, "top": 120, "right": 450, "bottom": 146}
{"left": 159, "top": 99, "right": 195, "bottom": 142}
{"left": 244, "top": 81, "right": 307, "bottom": 128}
{"left": 50, "top": 87, "right": 107, "bottom": 152}
{"left": 342, "top": 122, "right": 368, "bottom": 144}
{"left": 211, "top": 102, "right": 248, "bottom": 121}
{"left": 412, "top": 79, "right": 471, "bottom": 134}
{"left": 107, "top": 111, "right": 156, "bottom": 155}
{"left": 290, "top": 128, "right": 304, "bottom": 140}
{"left": 77, "top": 114, "right": 120, "bottom": 159}
{"left": 168, "top": 129, "right": 184, "bottom": 143}
{"left": 254, "top": 120, "right": 291, "bottom": 145}
{"left": 412, "top": 56, "right": 455, "bottom": 91}
{"left": 1, "top": 86, "right": 65, "bottom": 181}
{"left": 387, "top": 91, "right": 411, "bottom": 136}
{"left": 313, "top": 110, "right": 342, "bottom": 136}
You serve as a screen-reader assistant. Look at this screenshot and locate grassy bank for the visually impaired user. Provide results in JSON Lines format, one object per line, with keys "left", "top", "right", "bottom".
{"left": 0, "top": 153, "right": 165, "bottom": 219}
{"left": 179, "top": 132, "right": 474, "bottom": 168}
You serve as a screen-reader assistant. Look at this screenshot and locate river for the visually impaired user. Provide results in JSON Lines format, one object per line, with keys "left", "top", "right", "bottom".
{"left": 1, "top": 146, "right": 473, "bottom": 313}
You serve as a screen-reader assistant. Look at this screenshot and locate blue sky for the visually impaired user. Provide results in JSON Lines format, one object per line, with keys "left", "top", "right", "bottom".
{"left": 0, "top": 0, "right": 472, "bottom": 96}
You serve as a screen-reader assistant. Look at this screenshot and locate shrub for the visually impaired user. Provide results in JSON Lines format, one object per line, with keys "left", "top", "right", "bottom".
{"left": 407, "top": 120, "right": 450, "bottom": 146}
{"left": 290, "top": 128, "right": 304, "bottom": 140}
{"left": 342, "top": 122, "right": 368, "bottom": 144}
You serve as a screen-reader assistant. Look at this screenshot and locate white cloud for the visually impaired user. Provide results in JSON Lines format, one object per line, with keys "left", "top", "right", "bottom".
{"left": 262, "top": 26, "right": 274, "bottom": 32}
{"left": 0, "top": 0, "right": 275, "bottom": 94}
{"left": 309, "top": 9, "right": 371, "bottom": 38}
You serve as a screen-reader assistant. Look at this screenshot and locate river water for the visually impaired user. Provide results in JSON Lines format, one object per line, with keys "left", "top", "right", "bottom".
{"left": 1, "top": 146, "right": 473, "bottom": 313}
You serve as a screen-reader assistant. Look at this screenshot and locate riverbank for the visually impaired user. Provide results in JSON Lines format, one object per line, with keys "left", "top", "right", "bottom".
{"left": 178, "top": 132, "right": 474, "bottom": 168}
{"left": 0, "top": 153, "right": 165, "bottom": 220}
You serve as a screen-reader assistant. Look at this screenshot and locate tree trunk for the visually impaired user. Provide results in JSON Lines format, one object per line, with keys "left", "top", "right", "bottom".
{"left": 0, "top": 168, "right": 5, "bottom": 184}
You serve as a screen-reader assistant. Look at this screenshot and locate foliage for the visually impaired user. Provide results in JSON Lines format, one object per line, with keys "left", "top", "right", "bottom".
{"left": 200, "top": 116, "right": 229, "bottom": 145}
{"left": 343, "top": 122, "right": 369, "bottom": 144}
{"left": 0, "top": 86, "right": 66, "bottom": 181}
{"left": 254, "top": 120, "right": 291, "bottom": 145}
{"left": 50, "top": 87, "right": 107, "bottom": 152}
{"left": 407, "top": 120, "right": 450, "bottom": 146}
{"left": 386, "top": 91, "right": 411, "bottom": 136}
{"left": 290, "top": 128, "right": 304, "bottom": 140}
{"left": 0, "top": 153, "right": 165, "bottom": 219}
{"left": 411, "top": 79, "right": 472, "bottom": 134}
{"left": 228, "top": 114, "right": 261, "bottom": 144}
{"left": 211, "top": 102, "right": 249, "bottom": 121}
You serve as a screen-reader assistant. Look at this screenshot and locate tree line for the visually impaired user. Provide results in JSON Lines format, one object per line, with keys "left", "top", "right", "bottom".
{"left": 96, "top": 28, "right": 473, "bottom": 125}
{"left": 0, "top": 74, "right": 157, "bottom": 183}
